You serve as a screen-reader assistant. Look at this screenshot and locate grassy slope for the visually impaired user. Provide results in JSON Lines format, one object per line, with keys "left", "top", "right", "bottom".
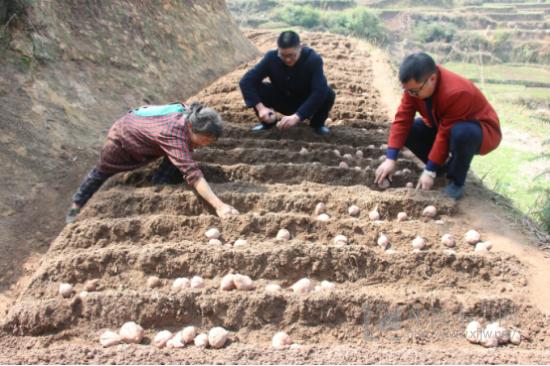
{"left": 443, "top": 62, "right": 549, "bottom": 227}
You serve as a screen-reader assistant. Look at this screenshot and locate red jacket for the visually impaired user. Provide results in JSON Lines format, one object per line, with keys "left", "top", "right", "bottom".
{"left": 388, "top": 65, "right": 501, "bottom": 166}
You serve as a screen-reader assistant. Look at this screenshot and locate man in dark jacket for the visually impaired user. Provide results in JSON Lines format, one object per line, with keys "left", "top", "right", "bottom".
{"left": 239, "top": 31, "right": 335, "bottom": 136}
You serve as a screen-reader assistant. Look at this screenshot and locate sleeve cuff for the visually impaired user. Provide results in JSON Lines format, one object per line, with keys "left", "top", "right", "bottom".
{"left": 386, "top": 148, "right": 399, "bottom": 160}
{"left": 425, "top": 160, "right": 440, "bottom": 172}
{"left": 185, "top": 169, "right": 204, "bottom": 187}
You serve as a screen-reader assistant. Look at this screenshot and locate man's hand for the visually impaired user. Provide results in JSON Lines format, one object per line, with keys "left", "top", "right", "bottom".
{"left": 374, "top": 159, "right": 396, "bottom": 185}
{"left": 257, "top": 105, "right": 275, "bottom": 123}
{"left": 277, "top": 114, "right": 301, "bottom": 130}
{"left": 416, "top": 171, "right": 435, "bottom": 191}
{"left": 216, "top": 203, "right": 240, "bottom": 218}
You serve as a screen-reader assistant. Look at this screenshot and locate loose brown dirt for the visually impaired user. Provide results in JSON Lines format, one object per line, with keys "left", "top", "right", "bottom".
{"left": 1, "top": 30, "right": 550, "bottom": 364}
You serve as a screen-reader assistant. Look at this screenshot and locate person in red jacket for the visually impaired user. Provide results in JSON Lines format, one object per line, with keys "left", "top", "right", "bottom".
{"left": 375, "top": 52, "right": 501, "bottom": 199}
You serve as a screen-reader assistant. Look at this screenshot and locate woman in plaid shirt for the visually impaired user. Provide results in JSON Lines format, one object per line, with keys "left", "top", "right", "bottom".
{"left": 65, "top": 102, "right": 239, "bottom": 223}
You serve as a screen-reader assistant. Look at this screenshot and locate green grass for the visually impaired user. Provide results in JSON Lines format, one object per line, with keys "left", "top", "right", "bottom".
{"left": 444, "top": 62, "right": 550, "bottom": 84}
{"left": 444, "top": 62, "right": 550, "bottom": 140}
{"left": 472, "top": 146, "right": 549, "bottom": 217}
{"left": 444, "top": 62, "right": 550, "bottom": 231}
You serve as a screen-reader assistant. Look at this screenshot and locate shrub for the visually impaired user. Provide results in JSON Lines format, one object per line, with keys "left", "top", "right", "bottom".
{"left": 275, "top": 4, "right": 321, "bottom": 28}
{"left": 321, "top": 7, "right": 387, "bottom": 44}
{"left": 414, "top": 22, "right": 457, "bottom": 43}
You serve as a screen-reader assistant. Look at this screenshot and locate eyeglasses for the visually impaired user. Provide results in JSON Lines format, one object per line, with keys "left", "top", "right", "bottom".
{"left": 277, "top": 48, "right": 300, "bottom": 62}
{"left": 404, "top": 78, "right": 429, "bottom": 96}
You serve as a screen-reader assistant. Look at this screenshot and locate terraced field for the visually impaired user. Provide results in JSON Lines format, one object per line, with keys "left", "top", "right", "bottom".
{"left": 1, "top": 31, "right": 549, "bottom": 364}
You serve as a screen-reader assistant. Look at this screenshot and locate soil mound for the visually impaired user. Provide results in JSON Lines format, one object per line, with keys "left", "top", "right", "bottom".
{"left": 2, "top": 30, "right": 549, "bottom": 364}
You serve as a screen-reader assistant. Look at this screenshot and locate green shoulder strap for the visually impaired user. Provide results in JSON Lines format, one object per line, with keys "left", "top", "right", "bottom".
{"left": 133, "top": 102, "right": 186, "bottom": 117}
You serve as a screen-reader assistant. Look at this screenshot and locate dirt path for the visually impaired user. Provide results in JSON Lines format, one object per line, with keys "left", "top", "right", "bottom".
{"left": 1, "top": 31, "right": 549, "bottom": 364}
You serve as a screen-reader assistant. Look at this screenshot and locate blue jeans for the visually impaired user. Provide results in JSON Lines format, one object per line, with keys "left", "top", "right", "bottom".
{"left": 405, "top": 117, "right": 482, "bottom": 186}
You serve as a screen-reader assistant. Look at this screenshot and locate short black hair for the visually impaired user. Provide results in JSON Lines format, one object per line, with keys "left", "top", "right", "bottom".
{"left": 277, "top": 31, "right": 300, "bottom": 49}
{"left": 399, "top": 52, "right": 437, "bottom": 84}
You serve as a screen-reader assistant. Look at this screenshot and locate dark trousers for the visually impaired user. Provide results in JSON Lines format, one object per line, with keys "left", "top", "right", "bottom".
{"left": 256, "top": 82, "right": 335, "bottom": 128}
{"left": 72, "top": 168, "right": 113, "bottom": 206}
{"left": 405, "top": 117, "right": 482, "bottom": 186}
{"left": 73, "top": 157, "right": 178, "bottom": 207}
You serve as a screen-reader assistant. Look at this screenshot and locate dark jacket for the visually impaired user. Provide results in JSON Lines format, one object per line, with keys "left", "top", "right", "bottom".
{"left": 239, "top": 47, "right": 330, "bottom": 120}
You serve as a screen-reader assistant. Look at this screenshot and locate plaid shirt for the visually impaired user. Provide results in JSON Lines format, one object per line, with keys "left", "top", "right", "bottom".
{"left": 97, "top": 110, "right": 203, "bottom": 186}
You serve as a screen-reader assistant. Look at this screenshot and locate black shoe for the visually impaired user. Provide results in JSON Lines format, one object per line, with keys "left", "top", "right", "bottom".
{"left": 65, "top": 207, "right": 80, "bottom": 224}
{"left": 313, "top": 126, "right": 331, "bottom": 136}
{"left": 251, "top": 123, "right": 274, "bottom": 133}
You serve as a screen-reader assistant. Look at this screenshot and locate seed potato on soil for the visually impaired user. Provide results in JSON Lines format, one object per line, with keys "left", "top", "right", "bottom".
{"left": 205, "top": 228, "right": 221, "bottom": 239}
{"left": 465, "top": 229, "right": 481, "bottom": 244}
{"left": 119, "top": 322, "right": 144, "bottom": 344}
{"left": 166, "top": 332, "right": 185, "bottom": 349}
{"left": 378, "top": 178, "right": 390, "bottom": 189}
{"left": 397, "top": 212, "right": 408, "bottom": 221}
{"left": 179, "top": 326, "right": 197, "bottom": 344}
{"left": 220, "top": 274, "right": 236, "bottom": 291}
{"left": 465, "top": 321, "right": 482, "bottom": 344}
{"left": 317, "top": 213, "right": 330, "bottom": 222}
{"left": 84, "top": 279, "right": 99, "bottom": 292}
{"left": 368, "top": 207, "right": 380, "bottom": 221}
{"left": 314, "top": 202, "right": 326, "bottom": 215}
{"left": 272, "top": 332, "right": 292, "bottom": 350}
{"left": 333, "top": 235, "right": 348, "bottom": 246}
{"left": 422, "top": 205, "right": 437, "bottom": 218}
{"left": 194, "top": 333, "right": 209, "bottom": 348}
{"left": 348, "top": 205, "right": 360, "bottom": 216}
{"left": 147, "top": 276, "right": 161, "bottom": 288}
{"left": 265, "top": 283, "right": 282, "bottom": 293}
{"left": 233, "top": 274, "right": 255, "bottom": 290}
{"left": 59, "top": 283, "right": 73, "bottom": 298}
{"left": 377, "top": 234, "right": 389, "bottom": 250}
{"left": 100, "top": 330, "right": 122, "bottom": 348}
{"left": 208, "top": 327, "right": 229, "bottom": 349}
{"left": 441, "top": 234, "right": 455, "bottom": 248}
{"left": 153, "top": 330, "right": 173, "bottom": 348}
{"left": 276, "top": 229, "right": 291, "bottom": 241}
{"left": 190, "top": 276, "right": 205, "bottom": 288}
{"left": 412, "top": 236, "right": 427, "bottom": 250}
{"left": 291, "top": 278, "right": 313, "bottom": 294}
{"left": 475, "top": 241, "right": 492, "bottom": 252}
{"left": 234, "top": 238, "right": 247, "bottom": 246}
